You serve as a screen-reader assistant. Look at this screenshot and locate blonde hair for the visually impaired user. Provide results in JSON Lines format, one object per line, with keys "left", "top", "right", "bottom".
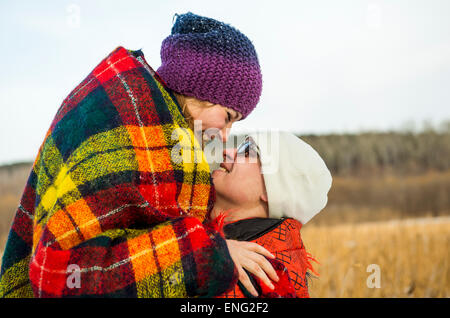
{"left": 173, "top": 92, "right": 193, "bottom": 129}
{"left": 173, "top": 92, "right": 214, "bottom": 130}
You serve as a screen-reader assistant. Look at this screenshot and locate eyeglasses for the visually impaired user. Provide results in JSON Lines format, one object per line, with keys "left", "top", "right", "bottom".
{"left": 236, "top": 136, "right": 260, "bottom": 158}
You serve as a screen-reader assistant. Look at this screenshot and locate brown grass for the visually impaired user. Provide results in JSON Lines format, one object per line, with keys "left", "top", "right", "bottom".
{"left": 302, "top": 217, "right": 450, "bottom": 297}
{"left": 0, "top": 162, "right": 449, "bottom": 297}
{"left": 0, "top": 193, "right": 22, "bottom": 258}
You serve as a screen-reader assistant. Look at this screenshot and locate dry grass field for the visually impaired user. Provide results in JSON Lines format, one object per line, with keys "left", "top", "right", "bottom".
{"left": 0, "top": 162, "right": 31, "bottom": 259}
{"left": 302, "top": 217, "right": 449, "bottom": 297}
{"left": 0, "top": 162, "right": 449, "bottom": 298}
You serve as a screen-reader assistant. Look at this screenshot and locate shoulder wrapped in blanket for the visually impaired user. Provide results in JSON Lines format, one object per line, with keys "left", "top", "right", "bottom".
{"left": 0, "top": 46, "right": 237, "bottom": 298}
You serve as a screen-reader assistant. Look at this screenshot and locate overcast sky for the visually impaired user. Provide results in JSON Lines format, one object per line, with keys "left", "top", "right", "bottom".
{"left": 1, "top": 0, "right": 449, "bottom": 165}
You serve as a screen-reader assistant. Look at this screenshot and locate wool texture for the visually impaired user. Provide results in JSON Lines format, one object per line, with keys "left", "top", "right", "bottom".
{"left": 157, "top": 12, "right": 262, "bottom": 119}
{"left": 216, "top": 218, "right": 317, "bottom": 298}
{"left": 0, "top": 46, "right": 237, "bottom": 298}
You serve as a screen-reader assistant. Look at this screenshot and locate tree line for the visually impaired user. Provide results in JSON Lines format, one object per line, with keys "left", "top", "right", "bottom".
{"left": 300, "top": 129, "right": 450, "bottom": 177}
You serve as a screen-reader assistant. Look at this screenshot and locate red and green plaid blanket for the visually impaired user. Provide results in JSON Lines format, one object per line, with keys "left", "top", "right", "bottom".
{"left": 0, "top": 46, "right": 237, "bottom": 297}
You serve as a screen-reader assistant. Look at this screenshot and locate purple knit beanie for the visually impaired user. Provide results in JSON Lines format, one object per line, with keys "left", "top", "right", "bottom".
{"left": 157, "top": 12, "right": 263, "bottom": 119}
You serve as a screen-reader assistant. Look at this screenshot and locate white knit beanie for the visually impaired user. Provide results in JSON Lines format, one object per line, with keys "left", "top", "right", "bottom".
{"left": 248, "top": 131, "right": 332, "bottom": 224}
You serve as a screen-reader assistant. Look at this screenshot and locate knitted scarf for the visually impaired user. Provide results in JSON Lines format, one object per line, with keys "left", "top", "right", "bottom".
{"left": 0, "top": 46, "right": 237, "bottom": 297}
{"left": 216, "top": 217, "right": 317, "bottom": 298}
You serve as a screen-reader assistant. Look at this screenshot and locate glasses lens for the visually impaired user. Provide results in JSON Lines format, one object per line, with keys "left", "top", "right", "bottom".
{"left": 237, "top": 140, "right": 250, "bottom": 154}
{"left": 237, "top": 137, "right": 259, "bottom": 158}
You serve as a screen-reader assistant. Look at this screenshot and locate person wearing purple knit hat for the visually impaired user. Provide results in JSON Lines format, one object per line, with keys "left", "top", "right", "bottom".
{"left": 157, "top": 12, "right": 263, "bottom": 142}
{"left": 0, "top": 11, "right": 272, "bottom": 299}
{"left": 155, "top": 12, "right": 275, "bottom": 296}
{"left": 156, "top": 12, "right": 274, "bottom": 295}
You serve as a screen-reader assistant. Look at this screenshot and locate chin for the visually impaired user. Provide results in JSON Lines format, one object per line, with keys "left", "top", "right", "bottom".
{"left": 211, "top": 169, "right": 225, "bottom": 181}
{"left": 211, "top": 178, "right": 222, "bottom": 191}
{"left": 211, "top": 180, "right": 224, "bottom": 197}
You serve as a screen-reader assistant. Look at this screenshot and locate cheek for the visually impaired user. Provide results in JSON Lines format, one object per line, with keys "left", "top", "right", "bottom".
{"left": 226, "top": 167, "right": 263, "bottom": 198}
{"left": 213, "top": 173, "right": 244, "bottom": 198}
{"left": 200, "top": 108, "right": 226, "bottom": 130}
{"left": 241, "top": 167, "right": 265, "bottom": 196}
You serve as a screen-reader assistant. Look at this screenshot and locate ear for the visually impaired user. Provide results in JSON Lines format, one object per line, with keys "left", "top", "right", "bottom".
{"left": 260, "top": 193, "right": 268, "bottom": 203}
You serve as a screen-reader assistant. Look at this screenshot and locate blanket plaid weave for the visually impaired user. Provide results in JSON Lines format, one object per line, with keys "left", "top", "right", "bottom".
{"left": 0, "top": 46, "right": 237, "bottom": 297}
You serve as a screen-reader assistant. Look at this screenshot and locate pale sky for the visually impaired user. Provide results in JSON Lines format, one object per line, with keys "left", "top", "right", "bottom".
{"left": 1, "top": 0, "right": 449, "bottom": 165}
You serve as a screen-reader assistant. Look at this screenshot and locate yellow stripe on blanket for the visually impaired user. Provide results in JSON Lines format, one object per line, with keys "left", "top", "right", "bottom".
{"left": 41, "top": 165, "right": 78, "bottom": 210}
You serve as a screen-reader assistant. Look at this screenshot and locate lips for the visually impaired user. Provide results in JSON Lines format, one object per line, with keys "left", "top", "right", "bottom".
{"left": 202, "top": 131, "right": 212, "bottom": 142}
{"left": 202, "top": 130, "right": 219, "bottom": 143}
{"left": 219, "top": 163, "right": 231, "bottom": 173}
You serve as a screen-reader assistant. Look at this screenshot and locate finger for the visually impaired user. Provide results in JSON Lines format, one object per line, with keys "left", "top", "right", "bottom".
{"left": 250, "top": 253, "right": 279, "bottom": 283}
{"left": 243, "top": 259, "right": 274, "bottom": 290}
{"left": 238, "top": 266, "right": 259, "bottom": 297}
{"left": 245, "top": 242, "right": 275, "bottom": 259}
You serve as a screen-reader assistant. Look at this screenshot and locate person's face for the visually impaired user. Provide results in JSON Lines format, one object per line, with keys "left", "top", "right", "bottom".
{"left": 212, "top": 137, "right": 267, "bottom": 208}
{"left": 186, "top": 98, "right": 242, "bottom": 142}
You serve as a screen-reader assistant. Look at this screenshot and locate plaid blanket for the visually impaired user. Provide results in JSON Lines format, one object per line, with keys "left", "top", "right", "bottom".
{"left": 0, "top": 46, "right": 237, "bottom": 297}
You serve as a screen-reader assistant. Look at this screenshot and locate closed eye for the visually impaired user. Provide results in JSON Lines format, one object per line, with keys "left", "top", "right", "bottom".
{"left": 227, "top": 112, "right": 232, "bottom": 123}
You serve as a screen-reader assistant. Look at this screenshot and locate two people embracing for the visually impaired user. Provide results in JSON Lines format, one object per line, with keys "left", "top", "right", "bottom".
{"left": 0, "top": 12, "right": 331, "bottom": 298}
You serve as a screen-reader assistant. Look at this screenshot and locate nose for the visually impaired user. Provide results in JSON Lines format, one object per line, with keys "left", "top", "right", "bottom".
{"left": 220, "top": 127, "right": 231, "bottom": 143}
{"left": 223, "top": 148, "right": 237, "bottom": 163}
{"left": 207, "top": 128, "right": 228, "bottom": 142}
